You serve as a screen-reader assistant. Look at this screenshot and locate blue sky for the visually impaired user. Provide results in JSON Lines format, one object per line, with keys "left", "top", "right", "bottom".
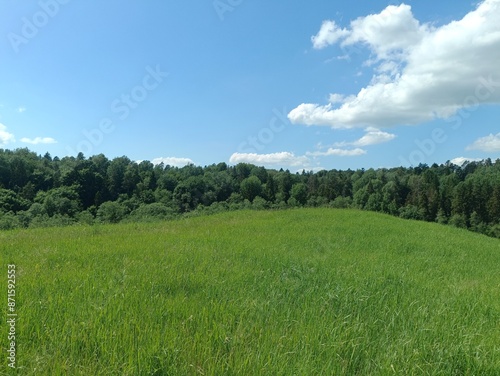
{"left": 1, "top": 0, "right": 499, "bottom": 171}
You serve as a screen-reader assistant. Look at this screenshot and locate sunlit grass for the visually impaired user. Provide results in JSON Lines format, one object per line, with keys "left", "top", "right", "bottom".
{"left": 1, "top": 209, "right": 499, "bottom": 374}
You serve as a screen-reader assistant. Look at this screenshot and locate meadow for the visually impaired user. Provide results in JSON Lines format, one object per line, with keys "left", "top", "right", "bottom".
{"left": 1, "top": 208, "right": 499, "bottom": 375}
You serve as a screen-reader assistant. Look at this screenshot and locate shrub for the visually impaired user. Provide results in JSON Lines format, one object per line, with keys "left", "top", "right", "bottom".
{"left": 128, "top": 203, "right": 176, "bottom": 222}
{"left": 399, "top": 205, "right": 425, "bottom": 221}
{"left": 76, "top": 210, "right": 95, "bottom": 225}
{"left": 252, "top": 196, "right": 268, "bottom": 210}
{"left": 0, "top": 211, "right": 20, "bottom": 230}
{"left": 449, "top": 214, "right": 467, "bottom": 229}
{"left": 330, "top": 196, "right": 352, "bottom": 209}
{"left": 97, "top": 201, "right": 127, "bottom": 223}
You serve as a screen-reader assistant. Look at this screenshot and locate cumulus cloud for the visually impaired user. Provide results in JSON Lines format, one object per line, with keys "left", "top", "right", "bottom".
{"left": 328, "top": 93, "right": 347, "bottom": 104}
{"left": 307, "top": 148, "right": 366, "bottom": 157}
{"left": 466, "top": 133, "right": 500, "bottom": 152}
{"left": 450, "top": 157, "right": 483, "bottom": 166}
{"left": 18, "top": 107, "right": 26, "bottom": 113}
{"left": 334, "top": 127, "right": 396, "bottom": 147}
{"left": 20, "top": 137, "right": 57, "bottom": 145}
{"left": 312, "top": 20, "right": 349, "bottom": 49}
{"left": 229, "top": 146, "right": 367, "bottom": 169}
{"left": 341, "top": 4, "right": 426, "bottom": 60}
{"left": 150, "top": 157, "right": 195, "bottom": 167}
{"left": 229, "top": 152, "right": 311, "bottom": 167}
{"left": 289, "top": 0, "right": 500, "bottom": 129}
{"left": 0, "top": 123, "right": 15, "bottom": 146}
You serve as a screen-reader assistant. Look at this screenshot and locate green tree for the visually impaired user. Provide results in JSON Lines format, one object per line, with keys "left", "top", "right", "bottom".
{"left": 107, "top": 157, "right": 131, "bottom": 200}
{"left": 240, "top": 176, "right": 262, "bottom": 202}
{"left": 173, "top": 176, "right": 206, "bottom": 212}
{"left": 34, "top": 186, "right": 81, "bottom": 218}
{"left": 290, "top": 183, "right": 308, "bottom": 206}
{"left": 0, "top": 188, "right": 29, "bottom": 213}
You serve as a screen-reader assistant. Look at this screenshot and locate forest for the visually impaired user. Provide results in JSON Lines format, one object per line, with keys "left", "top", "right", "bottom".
{"left": 1, "top": 148, "right": 500, "bottom": 238}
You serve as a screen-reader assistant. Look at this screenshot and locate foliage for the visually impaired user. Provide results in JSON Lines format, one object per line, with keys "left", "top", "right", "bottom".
{"left": 97, "top": 201, "right": 127, "bottom": 223}
{"left": 240, "top": 176, "right": 262, "bottom": 202}
{"left": 128, "top": 203, "right": 177, "bottom": 222}
{"left": 1, "top": 148, "right": 500, "bottom": 237}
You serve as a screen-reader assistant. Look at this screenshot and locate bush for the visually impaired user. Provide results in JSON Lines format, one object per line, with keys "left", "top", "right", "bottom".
{"left": 34, "top": 186, "right": 81, "bottom": 217}
{"left": 488, "top": 224, "right": 500, "bottom": 238}
{"left": 330, "top": 196, "right": 352, "bottom": 209}
{"left": 449, "top": 214, "right": 467, "bottom": 229}
{"left": 436, "top": 209, "right": 449, "bottom": 224}
{"left": 399, "top": 205, "right": 425, "bottom": 221}
{"left": 207, "top": 201, "right": 229, "bottom": 214}
{"left": 29, "top": 214, "right": 75, "bottom": 228}
{"left": 76, "top": 210, "right": 95, "bottom": 225}
{"left": 29, "top": 214, "right": 51, "bottom": 228}
{"left": 252, "top": 196, "right": 268, "bottom": 210}
{"left": 128, "top": 203, "right": 176, "bottom": 222}
{"left": 16, "top": 210, "right": 31, "bottom": 228}
{"left": 0, "top": 212, "right": 20, "bottom": 230}
{"left": 97, "top": 201, "right": 127, "bottom": 224}
{"left": 227, "top": 192, "right": 243, "bottom": 205}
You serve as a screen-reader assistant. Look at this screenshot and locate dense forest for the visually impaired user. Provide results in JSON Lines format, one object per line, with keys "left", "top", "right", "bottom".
{"left": 1, "top": 148, "right": 500, "bottom": 238}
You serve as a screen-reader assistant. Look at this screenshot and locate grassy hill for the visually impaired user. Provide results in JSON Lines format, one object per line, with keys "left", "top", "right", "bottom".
{"left": 1, "top": 209, "right": 499, "bottom": 375}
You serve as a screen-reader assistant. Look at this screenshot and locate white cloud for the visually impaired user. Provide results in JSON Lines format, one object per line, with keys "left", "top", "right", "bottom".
{"left": 466, "top": 133, "right": 500, "bottom": 152}
{"left": 290, "top": 0, "right": 500, "bottom": 129}
{"left": 328, "top": 93, "right": 345, "bottom": 104}
{"left": 0, "top": 123, "right": 15, "bottom": 146}
{"left": 335, "top": 127, "right": 396, "bottom": 147}
{"left": 342, "top": 4, "right": 426, "bottom": 60}
{"left": 353, "top": 127, "right": 396, "bottom": 146}
{"left": 307, "top": 148, "right": 366, "bottom": 157}
{"left": 312, "top": 20, "right": 349, "bottom": 49}
{"left": 229, "top": 146, "right": 369, "bottom": 170}
{"left": 229, "top": 152, "right": 311, "bottom": 168}
{"left": 151, "top": 157, "right": 195, "bottom": 167}
{"left": 20, "top": 137, "right": 57, "bottom": 145}
{"left": 18, "top": 107, "right": 26, "bottom": 113}
{"left": 450, "top": 157, "right": 483, "bottom": 166}
{"left": 304, "top": 166, "right": 326, "bottom": 173}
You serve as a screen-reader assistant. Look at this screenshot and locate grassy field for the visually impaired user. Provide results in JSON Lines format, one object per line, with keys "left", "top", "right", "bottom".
{"left": 1, "top": 208, "right": 500, "bottom": 375}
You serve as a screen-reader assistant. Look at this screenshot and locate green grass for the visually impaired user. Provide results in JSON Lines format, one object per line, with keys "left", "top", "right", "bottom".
{"left": 1, "top": 208, "right": 500, "bottom": 375}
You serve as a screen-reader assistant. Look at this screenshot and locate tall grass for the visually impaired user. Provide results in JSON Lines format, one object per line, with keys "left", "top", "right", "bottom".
{"left": 1, "top": 209, "right": 499, "bottom": 375}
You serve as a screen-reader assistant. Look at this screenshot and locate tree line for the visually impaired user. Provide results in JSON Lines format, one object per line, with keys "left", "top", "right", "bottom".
{"left": 1, "top": 148, "right": 499, "bottom": 238}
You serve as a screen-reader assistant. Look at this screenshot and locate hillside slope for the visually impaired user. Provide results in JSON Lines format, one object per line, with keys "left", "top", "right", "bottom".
{"left": 1, "top": 209, "right": 499, "bottom": 375}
